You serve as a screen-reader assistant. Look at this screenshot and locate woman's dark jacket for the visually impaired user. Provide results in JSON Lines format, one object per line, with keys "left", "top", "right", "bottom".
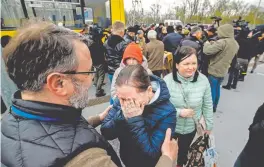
{"left": 101, "top": 75, "right": 176, "bottom": 167}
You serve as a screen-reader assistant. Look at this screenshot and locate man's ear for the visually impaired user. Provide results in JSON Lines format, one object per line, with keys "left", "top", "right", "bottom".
{"left": 46, "top": 73, "right": 68, "bottom": 96}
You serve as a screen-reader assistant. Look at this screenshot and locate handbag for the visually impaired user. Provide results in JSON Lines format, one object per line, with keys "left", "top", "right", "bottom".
{"left": 185, "top": 134, "right": 209, "bottom": 167}
{"left": 178, "top": 83, "right": 210, "bottom": 167}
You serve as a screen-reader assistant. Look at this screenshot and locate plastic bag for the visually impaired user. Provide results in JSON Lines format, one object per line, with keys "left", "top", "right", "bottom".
{"left": 203, "top": 135, "right": 218, "bottom": 167}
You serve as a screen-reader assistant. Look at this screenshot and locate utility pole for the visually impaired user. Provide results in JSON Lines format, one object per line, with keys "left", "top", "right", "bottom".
{"left": 254, "top": 0, "right": 262, "bottom": 27}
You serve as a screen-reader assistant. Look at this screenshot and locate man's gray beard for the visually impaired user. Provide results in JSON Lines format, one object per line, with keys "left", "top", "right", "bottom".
{"left": 69, "top": 78, "right": 90, "bottom": 109}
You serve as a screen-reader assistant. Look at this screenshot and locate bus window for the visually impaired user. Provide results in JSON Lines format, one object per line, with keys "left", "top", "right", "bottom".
{"left": 86, "top": 0, "right": 111, "bottom": 28}
{"left": 84, "top": 8, "right": 93, "bottom": 25}
{"left": 24, "top": 0, "right": 82, "bottom": 28}
{"left": 1, "top": 0, "right": 25, "bottom": 28}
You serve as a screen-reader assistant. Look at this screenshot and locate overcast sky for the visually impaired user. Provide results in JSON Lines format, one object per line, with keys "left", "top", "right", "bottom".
{"left": 123, "top": 0, "right": 264, "bottom": 13}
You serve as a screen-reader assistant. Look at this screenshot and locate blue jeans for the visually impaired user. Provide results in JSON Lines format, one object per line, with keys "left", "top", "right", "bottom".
{"left": 108, "top": 74, "right": 114, "bottom": 105}
{"left": 208, "top": 75, "right": 224, "bottom": 112}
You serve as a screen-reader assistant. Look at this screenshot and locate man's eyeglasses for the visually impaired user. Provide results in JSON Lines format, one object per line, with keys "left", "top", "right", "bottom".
{"left": 62, "top": 66, "right": 97, "bottom": 75}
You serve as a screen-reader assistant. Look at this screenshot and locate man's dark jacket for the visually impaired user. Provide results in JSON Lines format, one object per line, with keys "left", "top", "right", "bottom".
{"left": 236, "top": 34, "right": 252, "bottom": 60}
{"left": 181, "top": 36, "right": 203, "bottom": 54}
{"left": 104, "top": 35, "right": 128, "bottom": 75}
{"left": 1, "top": 91, "right": 122, "bottom": 167}
{"left": 123, "top": 34, "right": 134, "bottom": 44}
{"left": 181, "top": 36, "right": 204, "bottom": 72}
{"left": 162, "top": 32, "right": 183, "bottom": 54}
{"left": 235, "top": 103, "right": 264, "bottom": 167}
{"left": 89, "top": 37, "right": 106, "bottom": 66}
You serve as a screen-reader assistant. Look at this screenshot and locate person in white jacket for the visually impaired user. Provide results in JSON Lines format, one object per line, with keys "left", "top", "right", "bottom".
{"left": 111, "top": 43, "right": 152, "bottom": 100}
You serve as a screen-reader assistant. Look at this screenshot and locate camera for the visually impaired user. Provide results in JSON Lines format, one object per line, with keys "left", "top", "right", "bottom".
{"left": 210, "top": 16, "right": 222, "bottom": 22}
{"left": 210, "top": 16, "right": 222, "bottom": 27}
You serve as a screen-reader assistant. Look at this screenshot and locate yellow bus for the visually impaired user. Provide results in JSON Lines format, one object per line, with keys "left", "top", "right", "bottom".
{"left": 1, "top": 0, "right": 125, "bottom": 38}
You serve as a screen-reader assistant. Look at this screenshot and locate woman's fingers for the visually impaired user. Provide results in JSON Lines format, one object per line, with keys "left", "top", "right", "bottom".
{"left": 128, "top": 98, "right": 135, "bottom": 106}
{"left": 134, "top": 99, "right": 140, "bottom": 108}
{"left": 120, "top": 98, "right": 125, "bottom": 107}
{"left": 124, "top": 100, "right": 129, "bottom": 108}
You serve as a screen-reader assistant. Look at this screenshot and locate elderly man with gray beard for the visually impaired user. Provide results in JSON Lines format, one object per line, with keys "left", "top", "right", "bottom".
{"left": 1, "top": 21, "right": 178, "bottom": 167}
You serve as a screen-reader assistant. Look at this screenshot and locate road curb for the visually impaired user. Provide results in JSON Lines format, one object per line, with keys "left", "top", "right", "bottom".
{"left": 88, "top": 95, "right": 110, "bottom": 106}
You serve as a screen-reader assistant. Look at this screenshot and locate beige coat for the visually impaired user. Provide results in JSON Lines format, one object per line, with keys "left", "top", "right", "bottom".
{"left": 65, "top": 148, "right": 173, "bottom": 167}
{"left": 144, "top": 39, "right": 164, "bottom": 71}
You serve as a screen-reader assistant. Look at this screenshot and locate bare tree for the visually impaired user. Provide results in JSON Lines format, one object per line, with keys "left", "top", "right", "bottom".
{"left": 198, "top": 0, "right": 212, "bottom": 21}
{"left": 186, "top": 0, "right": 201, "bottom": 19}
{"left": 217, "top": 0, "right": 231, "bottom": 12}
{"left": 175, "top": 1, "right": 188, "bottom": 23}
{"left": 149, "top": 0, "right": 162, "bottom": 23}
{"left": 232, "top": 1, "right": 250, "bottom": 16}
{"left": 129, "top": 0, "right": 264, "bottom": 26}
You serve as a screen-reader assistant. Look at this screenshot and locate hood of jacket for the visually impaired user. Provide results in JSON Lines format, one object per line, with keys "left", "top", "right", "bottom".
{"left": 124, "top": 34, "right": 134, "bottom": 42}
{"left": 107, "top": 35, "right": 125, "bottom": 48}
{"left": 148, "top": 75, "right": 170, "bottom": 105}
{"left": 217, "top": 24, "right": 235, "bottom": 39}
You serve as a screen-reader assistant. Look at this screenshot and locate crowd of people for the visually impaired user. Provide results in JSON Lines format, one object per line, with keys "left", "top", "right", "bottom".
{"left": 1, "top": 17, "right": 264, "bottom": 167}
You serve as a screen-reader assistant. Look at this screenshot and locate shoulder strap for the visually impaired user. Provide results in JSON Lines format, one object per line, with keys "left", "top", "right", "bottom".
{"left": 178, "top": 83, "right": 189, "bottom": 108}
{"left": 178, "top": 83, "right": 204, "bottom": 133}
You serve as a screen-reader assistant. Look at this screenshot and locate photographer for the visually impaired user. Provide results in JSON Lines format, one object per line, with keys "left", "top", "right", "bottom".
{"left": 88, "top": 26, "right": 107, "bottom": 97}
{"left": 222, "top": 29, "right": 251, "bottom": 89}
{"left": 206, "top": 26, "right": 218, "bottom": 41}
{"left": 250, "top": 28, "right": 264, "bottom": 73}
{"left": 203, "top": 24, "right": 239, "bottom": 112}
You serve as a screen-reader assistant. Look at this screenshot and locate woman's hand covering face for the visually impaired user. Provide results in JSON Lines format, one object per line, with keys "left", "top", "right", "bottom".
{"left": 120, "top": 98, "right": 146, "bottom": 119}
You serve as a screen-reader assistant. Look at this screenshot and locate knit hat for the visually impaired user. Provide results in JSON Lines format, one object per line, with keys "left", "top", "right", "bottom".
{"left": 123, "top": 43, "right": 143, "bottom": 64}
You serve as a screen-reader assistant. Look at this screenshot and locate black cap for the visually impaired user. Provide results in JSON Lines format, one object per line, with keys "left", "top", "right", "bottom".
{"left": 207, "top": 26, "right": 217, "bottom": 33}
{"left": 127, "top": 26, "right": 137, "bottom": 33}
{"left": 167, "top": 26, "right": 175, "bottom": 33}
{"left": 176, "top": 25, "right": 183, "bottom": 31}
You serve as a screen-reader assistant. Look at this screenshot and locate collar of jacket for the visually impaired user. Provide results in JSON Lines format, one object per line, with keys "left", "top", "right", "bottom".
{"left": 186, "top": 36, "right": 200, "bottom": 42}
{"left": 107, "top": 34, "right": 125, "bottom": 48}
{"left": 125, "top": 34, "right": 133, "bottom": 40}
{"left": 177, "top": 72, "right": 194, "bottom": 82}
{"left": 149, "top": 38, "right": 158, "bottom": 42}
{"left": 148, "top": 75, "right": 170, "bottom": 105}
{"left": 11, "top": 91, "right": 82, "bottom": 122}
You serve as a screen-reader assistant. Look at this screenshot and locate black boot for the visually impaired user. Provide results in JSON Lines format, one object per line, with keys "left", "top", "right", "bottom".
{"left": 222, "top": 85, "right": 231, "bottom": 90}
{"left": 96, "top": 89, "right": 106, "bottom": 97}
{"left": 231, "top": 84, "right": 237, "bottom": 89}
{"left": 238, "top": 75, "right": 245, "bottom": 81}
{"left": 213, "top": 107, "right": 216, "bottom": 113}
